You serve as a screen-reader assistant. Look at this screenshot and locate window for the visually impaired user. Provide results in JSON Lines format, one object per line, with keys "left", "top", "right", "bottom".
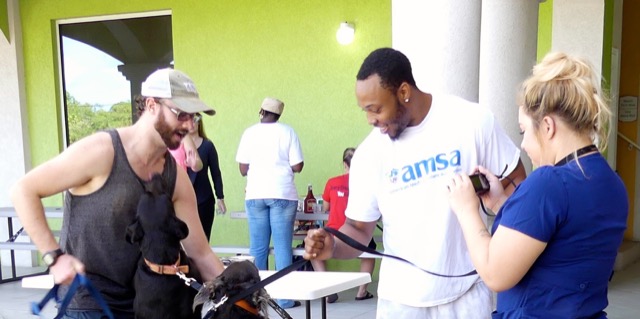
{"left": 57, "top": 12, "right": 173, "bottom": 145}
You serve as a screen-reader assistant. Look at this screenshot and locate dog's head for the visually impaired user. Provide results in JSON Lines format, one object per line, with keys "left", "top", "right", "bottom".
{"left": 194, "top": 260, "right": 270, "bottom": 319}
{"left": 125, "top": 174, "right": 189, "bottom": 264}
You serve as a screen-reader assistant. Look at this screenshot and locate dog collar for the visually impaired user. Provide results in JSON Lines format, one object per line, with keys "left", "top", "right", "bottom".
{"left": 234, "top": 299, "right": 259, "bottom": 316}
{"left": 144, "top": 254, "right": 189, "bottom": 275}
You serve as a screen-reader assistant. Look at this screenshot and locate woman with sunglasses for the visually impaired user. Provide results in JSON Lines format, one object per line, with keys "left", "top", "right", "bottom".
{"left": 447, "top": 52, "right": 628, "bottom": 318}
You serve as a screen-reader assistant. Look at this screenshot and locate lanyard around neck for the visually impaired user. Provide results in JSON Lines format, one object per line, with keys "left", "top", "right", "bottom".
{"left": 554, "top": 144, "right": 598, "bottom": 167}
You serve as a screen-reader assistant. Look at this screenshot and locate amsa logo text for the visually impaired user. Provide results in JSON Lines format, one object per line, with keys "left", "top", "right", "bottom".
{"left": 388, "top": 150, "right": 461, "bottom": 184}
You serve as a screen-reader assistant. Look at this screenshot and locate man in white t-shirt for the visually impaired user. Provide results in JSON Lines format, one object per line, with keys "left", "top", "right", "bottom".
{"left": 236, "top": 97, "right": 304, "bottom": 309}
{"left": 304, "top": 48, "right": 527, "bottom": 318}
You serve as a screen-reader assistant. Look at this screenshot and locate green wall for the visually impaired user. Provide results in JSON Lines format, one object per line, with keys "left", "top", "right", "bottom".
{"left": 19, "top": 0, "right": 391, "bottom": 272}
{"left": 537, "top": 0, "right": 553, "bottom": 61}
{"left": 0, "top": 0, "right": 8, "bottom": 41}
{"left": 598, "top": 0, "right": 614, "bottom": 161}
{"left": 602, "top": 0, "right": 614, "bottom": 91}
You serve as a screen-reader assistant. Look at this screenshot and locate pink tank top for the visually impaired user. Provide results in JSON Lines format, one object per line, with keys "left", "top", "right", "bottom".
{"left": 168, "top": 143, "right": 187, "bottom": 170}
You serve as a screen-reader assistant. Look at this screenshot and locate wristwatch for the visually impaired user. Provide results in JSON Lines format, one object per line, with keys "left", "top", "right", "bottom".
{"left": 42, "top": 248, "right": 64, "bottom": 267}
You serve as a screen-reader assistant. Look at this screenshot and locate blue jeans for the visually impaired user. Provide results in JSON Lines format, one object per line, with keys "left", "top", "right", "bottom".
{"left": 245, "top": 198, "right": 297, "bottom": 308}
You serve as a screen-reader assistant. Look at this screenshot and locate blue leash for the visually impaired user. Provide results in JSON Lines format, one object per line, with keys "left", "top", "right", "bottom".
{"left": 31, "top": 274, "right": 114, "bottom": 319}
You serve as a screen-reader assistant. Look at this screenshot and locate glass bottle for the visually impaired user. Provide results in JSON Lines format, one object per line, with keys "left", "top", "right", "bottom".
{"left": 304, "top": 184, "right": 316, "bottom": 214}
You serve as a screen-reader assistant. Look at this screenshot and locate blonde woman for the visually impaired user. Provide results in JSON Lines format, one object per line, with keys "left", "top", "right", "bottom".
{"left": 447, "top": 52, "right": 628, "bottom": 318}
{"left": 187, "top": 117, "right": 226, "bottom": 241}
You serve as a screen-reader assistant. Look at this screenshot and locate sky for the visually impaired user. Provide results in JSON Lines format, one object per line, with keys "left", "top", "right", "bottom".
{"left": 62, "top": 36, "right": 131, "bottom": 108}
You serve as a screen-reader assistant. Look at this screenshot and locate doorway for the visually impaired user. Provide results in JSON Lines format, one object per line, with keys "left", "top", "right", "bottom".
{"left": 57, "top": 11, "right": 174, "bottom": 146}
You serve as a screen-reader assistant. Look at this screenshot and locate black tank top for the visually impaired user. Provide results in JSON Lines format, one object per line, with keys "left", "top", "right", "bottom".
{"left": 58, "top": 130, "right": 176, "bottom": 312}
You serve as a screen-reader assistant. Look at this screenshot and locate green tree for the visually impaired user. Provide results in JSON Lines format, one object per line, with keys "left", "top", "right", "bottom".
{"left": 66, "top": 92, "right": 132, "bottom": 144}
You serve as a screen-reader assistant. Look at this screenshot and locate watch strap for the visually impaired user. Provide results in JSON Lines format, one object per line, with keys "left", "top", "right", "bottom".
{"left": 42, "top": 248, "right": 64, "bottom": 267}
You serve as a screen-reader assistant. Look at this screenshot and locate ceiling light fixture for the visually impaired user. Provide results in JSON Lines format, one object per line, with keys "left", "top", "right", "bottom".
{"left": 336, "top": 22, "right": 355, "bottom": 45}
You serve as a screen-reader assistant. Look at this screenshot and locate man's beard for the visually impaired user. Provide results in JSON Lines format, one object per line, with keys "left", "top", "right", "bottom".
{"left": 388, "top": 99, "right": 411, "bottom": 141}
{"left": 155, "top": 112, "right": 183, "bottom": 150}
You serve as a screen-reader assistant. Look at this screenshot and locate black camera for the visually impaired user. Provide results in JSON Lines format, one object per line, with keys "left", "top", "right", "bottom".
{"left": 469, "top": 173, "right": 490, "bottom": 195}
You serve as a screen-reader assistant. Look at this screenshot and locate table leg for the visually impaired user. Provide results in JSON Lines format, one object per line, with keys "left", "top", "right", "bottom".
{"left": 321, "top": 298, "right": 327, "bottom": 319}
{"left": 8, "top": 217, "right": 17, "bottom": 279}
{"left": 305, "top": 300, "right": 311, "bottom": 319}
{"left": 0, "top": 218, "right": 7, "bottom": 281}
{"left": 1, "top": 217, "right": 46, "bottom": 284}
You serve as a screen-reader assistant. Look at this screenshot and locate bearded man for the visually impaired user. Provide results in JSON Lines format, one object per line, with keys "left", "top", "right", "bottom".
{"left": 11, "top": 68, "right": 225, "bottom": 318}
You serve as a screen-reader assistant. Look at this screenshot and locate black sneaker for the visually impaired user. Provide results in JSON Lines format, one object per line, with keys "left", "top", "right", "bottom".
{"left": 327, "top": 293, "right": 339, "bottom": 303}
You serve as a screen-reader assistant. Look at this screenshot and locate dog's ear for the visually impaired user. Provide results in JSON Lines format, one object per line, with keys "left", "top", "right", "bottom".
{"left": 125, "top": 217, "right": 144, "bottom": 244}
{"left": 171, "top": 217, "right": 189, "bottom": 240}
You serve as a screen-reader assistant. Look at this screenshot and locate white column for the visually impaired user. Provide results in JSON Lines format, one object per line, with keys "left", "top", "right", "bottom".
{"left": 0, "top": 0, "right": 29, "bottom": 204}
{"left": 0, "top": 0, "right": 36, "bottom": 267}
{"left": 552, "top": 0, "right": 604, "bottom": 76}
{"left": 118, "top": 62, "right": 170, "bottom": 122}
{"left": 479, "top": 0, "right": 541, "bottom": 173}
{"left": 392, "top": 0, "right": 481, "bottom": 102}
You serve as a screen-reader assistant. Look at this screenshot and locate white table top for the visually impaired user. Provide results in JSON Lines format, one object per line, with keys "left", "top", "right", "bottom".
{"left": 260, "top": 270, "right": 370, "bottom": 300}
{"left": 0, "top": 207, "right": 64, "bottom": 218}
{"left": 231, "top": 211, "right": 328, "bottom": 221}
{"left": 23, "top": 271, "right": 372, "bottom": 300}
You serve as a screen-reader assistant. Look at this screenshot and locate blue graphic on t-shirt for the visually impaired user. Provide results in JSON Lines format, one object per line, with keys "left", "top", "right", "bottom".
{"left": 389, "top": 168, "right": 399, "bottom": 183}
{"left": 388, "top": 150, "right": 461, "bottom": 184}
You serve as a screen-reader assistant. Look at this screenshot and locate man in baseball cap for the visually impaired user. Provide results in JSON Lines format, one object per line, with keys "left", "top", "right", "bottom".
{"left": 11, "top": 67, "right": 226, "bottom": 317}
{"left": 141, "top": 68, "right": 216, "bottom": 115}
{"left": 260, "top": 97, "right": 284, "bottom": 116}
{"left": 135, "top": 68, "right": 215, "bottom": 150}
{"left": 235, "top": 96, "right": 304, "bottom": 309}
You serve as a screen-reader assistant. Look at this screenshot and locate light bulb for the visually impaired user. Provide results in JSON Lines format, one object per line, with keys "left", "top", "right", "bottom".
{"left": 336, "top": 22, "right": 355, "bottom": 45}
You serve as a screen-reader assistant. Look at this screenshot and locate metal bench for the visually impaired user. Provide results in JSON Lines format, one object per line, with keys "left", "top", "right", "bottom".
{"left": 1, "top": 207, "right": 63, "bottom": 283}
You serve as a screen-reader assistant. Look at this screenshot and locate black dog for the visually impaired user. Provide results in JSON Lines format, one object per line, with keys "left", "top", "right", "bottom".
{"left": 194, "top": 260, "right": 270, "bottom": 319}
{"left": 126, "top": 174, "right": 200, "bottom": 319}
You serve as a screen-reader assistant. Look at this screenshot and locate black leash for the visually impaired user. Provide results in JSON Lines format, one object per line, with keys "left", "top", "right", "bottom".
{"left": 324, "top": 227, "right": 477, "bottom": 278}
{"left": 266, "top": 298, "right": 293, "bottom": 319}
{"left": 176, "top": 270, "right": 202, "bottom": 291}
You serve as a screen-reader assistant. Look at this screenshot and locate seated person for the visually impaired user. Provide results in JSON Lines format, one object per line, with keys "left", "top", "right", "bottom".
{"left": 311, "top": 147, "right": 375, "bottom": 303}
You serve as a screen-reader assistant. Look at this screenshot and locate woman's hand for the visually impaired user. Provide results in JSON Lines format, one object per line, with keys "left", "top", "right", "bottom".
{"left": 447, "top": 173, "right": 481, "bottom": 217}
{"left": 183, "top": 137, "right": 203, "bottom": 172}
{"left": 216, "top": 199, "right": 227, "bottom": 215}
{"left": 476, "top": 166, "right": 508, "bottom": 212}
{"left": 185, "top": 148, "right": 197, "bottom": 168}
